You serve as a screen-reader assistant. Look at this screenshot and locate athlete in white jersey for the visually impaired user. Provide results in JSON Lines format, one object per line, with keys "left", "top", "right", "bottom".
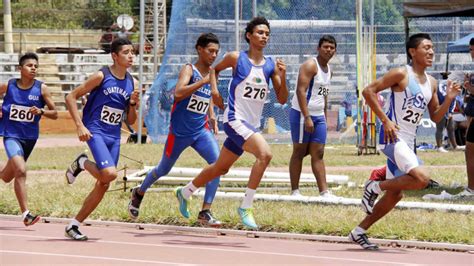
{"left": 174, "top": 17, "right": 288, "bottom": 229}
{"left": 348, "top": 34, "right": 461, "bottom": 250}
{"left": 288, "top": 35, "right": 336, "bottom": 197}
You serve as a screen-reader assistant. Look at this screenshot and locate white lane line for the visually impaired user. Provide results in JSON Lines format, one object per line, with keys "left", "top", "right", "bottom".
{"left": 0, "top": 250, "right": 195, "bottom": 265}
{"left": 0, "top": 233, "right": 419, "bottom": 265}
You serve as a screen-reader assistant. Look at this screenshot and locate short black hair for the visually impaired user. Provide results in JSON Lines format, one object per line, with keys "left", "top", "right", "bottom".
{"left": 245, "top": 16, "right": 270, "bottom": 43}
{"left": 110, "top": 38, "right": 133, "bottom": 54}
{"left": 318, "top": 35, "right": 337, "bottom": 48}
{"left": 195, "top": 33, "right": 220, "bottom": 49}
{"left": 470, "top": 37, "right": 474, "bottom": 46}
{"left": 406, "top": 33, "right": 431, "bottom": 60}
{"left": 19, "top": 52, "right": 38, "bottom": 66}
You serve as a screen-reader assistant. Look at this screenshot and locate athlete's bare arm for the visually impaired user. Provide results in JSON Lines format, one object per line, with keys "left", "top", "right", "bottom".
{"left": 363, "top": 67, "right": 406, "bottom": 143}
{"left": 295, "top": 58, "right": 317, "bottom": 133}
{"left": 174, "top": 64, "right": 211, "bottom": 102}
{"left": 210, "top": 51, "right": 239, "bottom": 110}
{"left": 66, "top": 71, "right": 104, "bottom": 141}
{"left": 126, "top": 78, "right": 140, "bottom": 125}
{"left": 271, "top": 58, "right": 288, "bottom": 104}
{"left": 36, "top": 83, "right": 58, "bottom": 119}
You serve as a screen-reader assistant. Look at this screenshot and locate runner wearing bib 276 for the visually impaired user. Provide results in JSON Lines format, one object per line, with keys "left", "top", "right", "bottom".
{"left": 174, "top": 17, "right": 288, "bottom": 230}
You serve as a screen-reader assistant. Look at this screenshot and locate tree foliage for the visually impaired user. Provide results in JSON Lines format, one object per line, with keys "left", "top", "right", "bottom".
{"left": 1, "top": 0, "right": 135, "bottom": 29}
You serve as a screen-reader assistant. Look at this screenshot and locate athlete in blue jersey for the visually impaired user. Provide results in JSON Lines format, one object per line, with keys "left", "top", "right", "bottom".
{"left": 0, "top": 52, "right": 58, "bottom": 226}
{"left": 349, "top": 34, "right": 461, "bottom": 250}
{"left": 175, "top": 17, "right": 288, "bottom": 229}
{"left": 64, "top": 38, "right": 140, "bottom": 240}
{"left": 128, "top": 33, "right": 223, "bottom": 227}
{"left": 289, "top": 35, "right": 337, "bottom": 197}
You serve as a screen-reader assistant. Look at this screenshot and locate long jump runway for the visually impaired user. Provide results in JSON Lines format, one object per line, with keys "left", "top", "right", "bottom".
{"left": 0, "top": 218, "right": 472, "bottom": 265}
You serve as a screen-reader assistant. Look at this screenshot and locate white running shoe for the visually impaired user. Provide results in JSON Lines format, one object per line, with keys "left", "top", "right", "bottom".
{"left": 437, "top": 147, "right": 449, "bottom": 153}
{"left": 361, "top": 180, "right": 380, "bottom": 214}
{"left": 291, "top": 190, "right": 303, "bottom": 197}
{"left": 65, "top": 225, "right": 88, "bottom": 241}
{"left": 348, "top": 231, "right": 379, "bottom": 250}
{"left": 65, "top": 153, "right": 88, "bottom": 184}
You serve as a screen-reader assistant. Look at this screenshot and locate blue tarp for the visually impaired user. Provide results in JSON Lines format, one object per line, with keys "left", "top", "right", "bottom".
{"left": 447, "top": 32, "right": 474, "bottom": 53}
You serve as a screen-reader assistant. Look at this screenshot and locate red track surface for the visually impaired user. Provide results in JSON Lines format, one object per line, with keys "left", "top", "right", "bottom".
{"left": 0, "top": 218, "right": 472, "bottom": 265}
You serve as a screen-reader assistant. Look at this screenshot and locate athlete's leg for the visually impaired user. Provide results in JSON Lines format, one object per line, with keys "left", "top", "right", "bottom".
{"left": 359, "top": 190, "right": 403, "bottom": 230}
{"left": 308, "top": 142, "right": 327, "bottom": 193}
{"left": 242, "top": 133, "right": 272, "bottom": 190}
{"left": 192, "top": 130, "right": 220, "bottom": 210}
{"left": 289, "top": 143, "right": 309, "bottom": 191}
{"left": 308, "top": 116, "right": 328, "bottom": 194}
{"left": 191, "top": 146, "right": 239, "bottom": 188}
{"left": 10, "top": 155, "right": 28, "bottom": 212}
{"left": 139, "top": 133, "right": 190, "bottom": 194}
{"left": 466, "top": 120, "right": 474, "bottom": 190}
{"left": 0, "top": 160, "right": 16, "bottom": 183}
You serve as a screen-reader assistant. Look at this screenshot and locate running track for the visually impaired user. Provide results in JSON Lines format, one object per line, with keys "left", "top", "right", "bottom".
{"left": 0, "top": 218, "right": 472, "bottom": 265}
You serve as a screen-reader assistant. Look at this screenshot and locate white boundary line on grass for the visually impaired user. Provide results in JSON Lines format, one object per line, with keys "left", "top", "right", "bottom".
{"left": 1, "top": 214, "right": 472, "bottom": 252}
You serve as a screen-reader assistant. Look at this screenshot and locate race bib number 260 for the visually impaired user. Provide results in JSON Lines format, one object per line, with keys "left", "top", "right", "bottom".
{"left": 100, "top": 105, "right": 123, "bottom": 125}
{"left": 9, "top": 104, "right": 34, "bottom": 122}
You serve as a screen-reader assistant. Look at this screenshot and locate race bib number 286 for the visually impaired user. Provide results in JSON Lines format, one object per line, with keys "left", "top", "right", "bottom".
{"left": 100, "top": 105, "right": 123, "bottom": 125}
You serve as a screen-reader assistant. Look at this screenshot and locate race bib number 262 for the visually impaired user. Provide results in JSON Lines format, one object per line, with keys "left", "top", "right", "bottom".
{"left": 100, "top": 105, "right": 123, "bottom": 125}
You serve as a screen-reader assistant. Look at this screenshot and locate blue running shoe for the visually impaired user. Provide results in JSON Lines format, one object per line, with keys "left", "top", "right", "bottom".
{"left": 175, "top": 187, "right": 190, "bottom": 218}
{"left": 237, "top": 207, "right": 258, "bottom": 229}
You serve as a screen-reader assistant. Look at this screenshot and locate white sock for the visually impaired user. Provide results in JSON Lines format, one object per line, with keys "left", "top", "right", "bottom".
{"left": 22, "top": 210, "right": 30, "bottom": 219}
{"left": 373, "top": 181, "right": 382, "bottom": 194}
{"left": 291, "top": 189, "right": 300, "bottom": 194}
{"left": 320, "top": 190, "right": 329, "bottom": 196}
{"left": 353, "top": 226, "right": 366, "bottom": 235}
{"left": 78, "top": 157, "right": 87, "bottom": 170}
{"left": 67, "top": 219, "right": 81, "bottom": 230}
{"left": 182, "top": 182, "right": 198, "bottom": 199}
{"left": 240, "top": 188, "right": 256, "bottom": 209}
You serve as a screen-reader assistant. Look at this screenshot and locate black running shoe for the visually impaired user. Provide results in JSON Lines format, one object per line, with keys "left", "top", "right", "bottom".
{"left": 198, "top": 209, "right": 222, "bottom": 228}
{"left": 128, "top": 187, "right": 143, "bottom": 220}
{"left": 66, "top": 153, "right": 88, "bottom": 184}
{"left": 361, "top": 180, "right": 380, "bottom": 214}
{"left": 23, "top": 212, "right": 41, "bottom": 226}
{"left": 349, "top": 231, "right": 379, "bottom": 250}
{"left": 65, "top": 225, "right": 88, "bottom": 241}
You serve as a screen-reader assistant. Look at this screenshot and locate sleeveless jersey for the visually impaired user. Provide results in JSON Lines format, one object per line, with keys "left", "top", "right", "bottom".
{"left": 1, "top": 79, "right": 45, "bottom": 140}
{"left": 383, "top": 65, "right": 432, "bottom": 147}
{"left": 82, "top": 67, "right": 134, "bottom": 139}
{"left": 291, "top": 57, "right": 331, "bottom": 116}
{"left": 224, "top": 51, "right": 275, "bottom": 128}
{"left": 169, "top": 64, "right": 211, "bottom": 137}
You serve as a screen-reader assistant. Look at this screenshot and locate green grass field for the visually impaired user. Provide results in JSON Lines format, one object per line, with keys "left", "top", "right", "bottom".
{"left": 0, "top": 143, "right": 472, "bottom": 244}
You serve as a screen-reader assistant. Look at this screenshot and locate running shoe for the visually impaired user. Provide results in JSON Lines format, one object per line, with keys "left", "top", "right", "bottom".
{"left": 237, "top": 207, "right": 258, "bottom": 229}
{"left": 23, "top": 212, "right": 41, "bottom": 226}
{"left": 175, "top": 187, "right": 190, "bottom": 218}
{"left": 361, "top": 180, "right": 380, "bottom": 214}
{"left": 348, "top": 231, "right": 379, "bottom": 250}
{"left": 66, "top": 153, "right": 88, "bottom": 184}
{"left": 128, "top": 187, "right": 143, "bottom": 220}
{"left": 65, "top": 225, "right": 88, "bottom": 241}
{"left": 198, "top": 210, "right": 222, "bottom": 228}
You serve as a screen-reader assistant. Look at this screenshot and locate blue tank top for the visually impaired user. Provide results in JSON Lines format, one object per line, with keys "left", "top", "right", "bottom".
{"left": 1, "top": 79, "right": 45, "bottom": 140}
{"left": 169, "top": 64, "right": 211, "bottom": 137}
{"left": 82, "top": 67, "right": 134, "bottom": 139}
